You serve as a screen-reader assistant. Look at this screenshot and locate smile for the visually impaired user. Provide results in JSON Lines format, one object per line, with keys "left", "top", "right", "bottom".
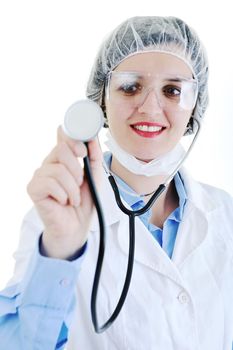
{"left": 133, "top": 125, "right": 163, "bottom": 132}
{"left": 130, "top": 122, "right": 166, "bottom": 138}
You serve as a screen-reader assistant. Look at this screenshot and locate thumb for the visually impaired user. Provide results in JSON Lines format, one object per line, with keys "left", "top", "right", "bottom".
{"left": 85, "top": 138, "right": 103, "bottom": 187}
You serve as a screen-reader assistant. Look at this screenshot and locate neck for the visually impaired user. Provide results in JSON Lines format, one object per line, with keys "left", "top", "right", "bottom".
{"left": 111, "top": 156, "right": 166, "bottom": 196}
{"left": 111, "top": 156, "right": 179, "bottom": 228}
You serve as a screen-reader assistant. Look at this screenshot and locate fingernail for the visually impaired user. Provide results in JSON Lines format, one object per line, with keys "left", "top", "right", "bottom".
{"left": 73, "top": 197, "right": 80, "bottom": 207}
{"left": 74, "top": 143, "right": 87, "bottom": 157}
{"left": 77, "top": 176, "right": 83, "bottom": 185}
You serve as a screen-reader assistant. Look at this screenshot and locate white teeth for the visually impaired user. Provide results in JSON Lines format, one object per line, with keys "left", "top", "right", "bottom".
{"left": 133, "top": 125, "right": 163, "bottom": 132}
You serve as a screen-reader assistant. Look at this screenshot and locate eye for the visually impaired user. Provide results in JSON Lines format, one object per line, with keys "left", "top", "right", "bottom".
{"left": 163, "top": 85, "right": 181, "bottom": 99}
{"left": 118, "top": 82, "right": 142, "bottom": 95}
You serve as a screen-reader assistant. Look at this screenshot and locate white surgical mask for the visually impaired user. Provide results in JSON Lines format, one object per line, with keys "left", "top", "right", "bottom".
{"left": 104, "top": 130, "right": 185, "bottom": 177}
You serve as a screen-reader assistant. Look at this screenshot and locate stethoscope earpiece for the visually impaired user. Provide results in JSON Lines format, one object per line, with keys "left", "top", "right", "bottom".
{"left": 62, "top": 99, "right": 104, "bottom": 141}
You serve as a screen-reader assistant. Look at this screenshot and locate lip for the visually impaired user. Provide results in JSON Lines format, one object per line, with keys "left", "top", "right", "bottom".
{"left": 130, "top": 121, "right": 166, "bottom": 138}
{"left": 132, "top": 121, "right": 166, "bottom": 127}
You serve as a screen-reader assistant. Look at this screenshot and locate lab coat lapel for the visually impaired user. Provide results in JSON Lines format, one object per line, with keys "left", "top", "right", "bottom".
{"left": 117, "top": 215, "right": 184, "bottom": 284}
{"left": 171, "top": 168, "right": 217, "bottom": 266}
{"left": 171, "top": 203, "right": 209, "bottom": 266}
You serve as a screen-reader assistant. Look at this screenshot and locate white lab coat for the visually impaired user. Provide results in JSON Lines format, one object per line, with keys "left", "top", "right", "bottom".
{"left": 9, "top": 168, "right": 233, "bottom": 350}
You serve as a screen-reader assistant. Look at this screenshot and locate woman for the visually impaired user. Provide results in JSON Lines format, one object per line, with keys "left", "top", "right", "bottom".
{"left": 0, "top": 16, "right": 233, "bottom": 350}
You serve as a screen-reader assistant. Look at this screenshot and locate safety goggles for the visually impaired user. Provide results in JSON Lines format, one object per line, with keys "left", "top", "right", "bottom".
{"left": 105, "top": 71, "right": 198, "bottom": 111}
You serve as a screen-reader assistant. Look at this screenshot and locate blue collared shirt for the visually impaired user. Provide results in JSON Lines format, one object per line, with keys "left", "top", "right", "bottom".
{"left": 104, "top": 152, "right": 187, "bottom": 258}
{"left": 0, "top": 152, "right": 187, "bottom": 349}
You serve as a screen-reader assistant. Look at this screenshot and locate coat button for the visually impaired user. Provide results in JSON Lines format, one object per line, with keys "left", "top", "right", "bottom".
{"left": 59, "top": 278, "right": 70, "bottom": 287}
{"left": 177, "top": 291, "right": 189, "bottom": 304}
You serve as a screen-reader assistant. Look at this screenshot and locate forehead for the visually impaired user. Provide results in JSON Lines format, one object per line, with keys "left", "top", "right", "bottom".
{"left": 114, "top": 52, "right": 193, "bottom": 79}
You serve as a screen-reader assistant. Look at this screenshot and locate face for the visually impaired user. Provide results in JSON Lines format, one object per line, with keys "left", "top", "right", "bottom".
{"left": 105, "top": 52, "right": 195, "bottom": 161}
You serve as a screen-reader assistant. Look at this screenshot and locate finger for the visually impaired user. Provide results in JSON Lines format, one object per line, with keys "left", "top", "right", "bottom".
{"left": 57, "top": 125, "right": 87, "bottom": 158}
{"left": 42, "top": 142, "right": 84, "bottom": 185}
{"left": 87, "top": 138, "right": 103, "bottom": 164}
{"left": 27, "top": 176, "right": 68, "bottom": 206}
{"left": 86, "top": 138, "right": 103, "bottom": 186}
{"left": 35, "top": 164, "right": 81, "bottom": 207}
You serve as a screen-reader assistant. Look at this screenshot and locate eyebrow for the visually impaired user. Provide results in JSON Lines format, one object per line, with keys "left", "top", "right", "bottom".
{"left": 165, "top": 78, "right": 183, "bottom": 82}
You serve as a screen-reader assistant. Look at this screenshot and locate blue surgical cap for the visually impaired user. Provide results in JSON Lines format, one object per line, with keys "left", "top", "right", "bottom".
{"left": 86, "top": 16, "right": 209, "bottom": 134}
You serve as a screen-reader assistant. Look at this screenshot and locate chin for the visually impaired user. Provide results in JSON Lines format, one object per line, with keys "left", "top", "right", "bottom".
{"left": 131, "top": 142, "right": 178, "bottom": 162}
{"left": 134, "top": 153, "right": 161, "bottom": 162}
{"left": 132, "top": 146, "right": 165, "bottom": 160}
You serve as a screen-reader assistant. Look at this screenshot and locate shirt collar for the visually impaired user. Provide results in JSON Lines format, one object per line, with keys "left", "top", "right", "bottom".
{"left": 174, "top": 171, "right": 187, "bottom": 220}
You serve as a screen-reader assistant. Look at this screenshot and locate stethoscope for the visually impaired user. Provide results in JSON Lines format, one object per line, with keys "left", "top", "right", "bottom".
{"left": 62, "top": 99, "right": 201, "bottom": 333}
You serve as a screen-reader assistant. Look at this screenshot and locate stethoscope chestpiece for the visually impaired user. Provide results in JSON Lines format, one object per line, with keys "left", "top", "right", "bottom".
{"left": 62, "top": 99, "right": 104, "bottom": 141}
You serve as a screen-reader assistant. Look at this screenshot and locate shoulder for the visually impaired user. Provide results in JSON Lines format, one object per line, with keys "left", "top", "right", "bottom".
{"left": 180, "top": 168, "right": 233, "bottom": 250}
{"left": 199, "top": 182, "right": 233, "bottom": 205}
{"left": 180, "top": 168, "right": 233, "bottom": 211}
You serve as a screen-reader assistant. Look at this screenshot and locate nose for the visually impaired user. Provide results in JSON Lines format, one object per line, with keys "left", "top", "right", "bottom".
{"left": 137, "top": 89, "right": 163, "bottom": 115}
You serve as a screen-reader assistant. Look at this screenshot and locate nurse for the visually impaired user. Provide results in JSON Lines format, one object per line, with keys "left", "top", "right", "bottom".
{"left": 1, "top": 16, "right": 233, "bottom": 350}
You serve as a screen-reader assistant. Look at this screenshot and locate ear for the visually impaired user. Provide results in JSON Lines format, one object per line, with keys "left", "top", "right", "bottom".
{"left": 100, "top": 102, "right": 108, "bottom": 128}
{"left": 101, "top": 91, "right": 109, "bottom": 128}
{"left": 184, "top": 116, "right": 194, "bottom": 136}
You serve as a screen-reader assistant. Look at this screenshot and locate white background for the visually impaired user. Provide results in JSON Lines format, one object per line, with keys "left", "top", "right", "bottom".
{"left": 0, "top": 0, "right": 232, "bottom": 288}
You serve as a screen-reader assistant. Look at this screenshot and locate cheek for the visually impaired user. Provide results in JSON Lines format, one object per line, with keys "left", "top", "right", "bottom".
{"left": 168, "top": 111, "right": 192, "bottom": 134}
{"left": 106, "top": 104, "right": 133, "bottom": 128}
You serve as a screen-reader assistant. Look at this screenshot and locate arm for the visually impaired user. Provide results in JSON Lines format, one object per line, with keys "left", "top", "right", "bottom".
{"left": 0, "top": 126, "right": 101, "bottom": 349}
{"left": 0, "top": 236, "right": 87, "bottom": 350}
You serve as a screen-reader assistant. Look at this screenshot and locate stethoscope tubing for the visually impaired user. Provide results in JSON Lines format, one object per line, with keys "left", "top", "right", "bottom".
{"left": 84, "top": 118, "right": 201, "bottom": 333}
{"left": 84, "top": 155, "right": 166, "bottom": 333}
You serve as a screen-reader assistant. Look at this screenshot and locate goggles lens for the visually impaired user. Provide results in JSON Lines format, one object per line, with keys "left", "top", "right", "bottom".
{"left": 106, "top": 71, "right": 198, "bottom": 111}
